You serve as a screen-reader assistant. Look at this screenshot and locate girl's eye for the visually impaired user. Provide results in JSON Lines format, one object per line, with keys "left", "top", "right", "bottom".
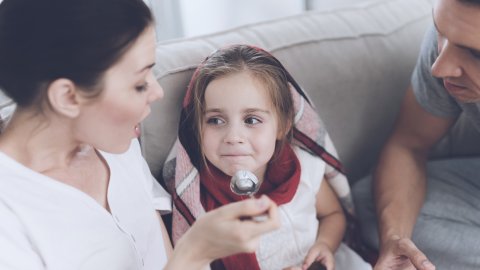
{"left": 245, "top": 117, "right": 261, "bottom": 125}
{"left": 135, "top": 82, "right": 149, "bottom": 92}
{"left": 206, "top": 117, "right": 225, "bottom": 125}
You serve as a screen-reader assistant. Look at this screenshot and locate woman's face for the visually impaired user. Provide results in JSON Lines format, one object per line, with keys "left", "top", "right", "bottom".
{"left": 74, "top": 26, "right": 163, "bottom": 153}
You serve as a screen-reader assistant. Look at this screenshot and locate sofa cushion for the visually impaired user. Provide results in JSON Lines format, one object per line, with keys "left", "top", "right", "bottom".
{"left": 142, "top": 0, "right": 434, "bottom": 181}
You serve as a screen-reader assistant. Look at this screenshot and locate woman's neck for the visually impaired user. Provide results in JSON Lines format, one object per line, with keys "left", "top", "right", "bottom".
{"left": 0, "top": 109, "right": 93, "bottom": 173}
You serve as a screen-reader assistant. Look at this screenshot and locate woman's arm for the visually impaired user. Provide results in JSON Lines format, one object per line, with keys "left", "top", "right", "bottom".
{"left": 163, "top": 195, "right": 280, "bottom": 269}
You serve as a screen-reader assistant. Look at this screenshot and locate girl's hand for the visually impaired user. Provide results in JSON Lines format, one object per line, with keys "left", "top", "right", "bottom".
{"left": 301, "top": 242, "right": 334, "bottom": 270}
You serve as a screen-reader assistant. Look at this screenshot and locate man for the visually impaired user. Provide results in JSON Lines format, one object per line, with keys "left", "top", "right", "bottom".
{"left": 353, "top": 0, "right": 480, "bottom": 269}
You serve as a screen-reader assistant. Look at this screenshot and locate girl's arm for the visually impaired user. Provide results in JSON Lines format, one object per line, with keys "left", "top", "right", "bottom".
{"left": 301, "top": 178, "right": 346, "bottom": 270}
{"left": 314, "top": 178, "right": 346, "bottom": 252}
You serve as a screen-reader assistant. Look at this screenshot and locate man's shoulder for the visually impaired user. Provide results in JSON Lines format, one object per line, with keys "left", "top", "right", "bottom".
{"left": 411, "top": 24, "right": 462, "bottom": 118}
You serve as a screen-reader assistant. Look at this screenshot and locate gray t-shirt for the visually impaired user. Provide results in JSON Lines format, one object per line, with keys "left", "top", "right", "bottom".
{"left": 411, "top": 24, "right": 480, "bottom": 131}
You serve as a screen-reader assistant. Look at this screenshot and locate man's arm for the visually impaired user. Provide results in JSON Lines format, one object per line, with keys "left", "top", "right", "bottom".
{"left": 373, "top": 86, "right": 455, "bottom": 269}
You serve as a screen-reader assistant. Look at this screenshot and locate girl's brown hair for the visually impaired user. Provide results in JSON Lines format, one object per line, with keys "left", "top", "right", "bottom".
{"left": 180, "top": 45, "right": 296, "bottom": 169}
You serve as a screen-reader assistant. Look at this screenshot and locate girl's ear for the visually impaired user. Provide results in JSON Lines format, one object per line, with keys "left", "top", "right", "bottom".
{"left": 277, "top": 118, "right": 293, "bottom": 140}
{"left": 47, "top": 78, "right": 81, "bottom": 118}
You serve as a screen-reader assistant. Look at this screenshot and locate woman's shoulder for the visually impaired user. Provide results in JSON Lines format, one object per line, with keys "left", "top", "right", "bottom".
{"left": 0, "top": 151, "right": 35, "bottom": 184}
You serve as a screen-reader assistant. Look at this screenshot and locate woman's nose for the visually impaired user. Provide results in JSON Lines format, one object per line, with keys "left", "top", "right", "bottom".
{"left": 148, "top": 79, "right": 164, "bottom": 103}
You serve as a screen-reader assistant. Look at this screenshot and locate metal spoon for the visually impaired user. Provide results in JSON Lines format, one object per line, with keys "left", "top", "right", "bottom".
{"left": 230, "top": 170, "right": 260, "bottom": 196}
{"left": 230, "top": 170, "right": 268, "bottom": 222}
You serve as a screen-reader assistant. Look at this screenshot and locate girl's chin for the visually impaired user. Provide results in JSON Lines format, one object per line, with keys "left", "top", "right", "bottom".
{"left": 225, "top": 165, "right": 247, "bottom": 175}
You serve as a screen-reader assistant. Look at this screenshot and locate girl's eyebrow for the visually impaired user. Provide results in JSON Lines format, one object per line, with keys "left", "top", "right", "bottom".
{"left": 204, "top": 108, "right": 271, "bottom": 114}
{"left": 244, "top": 108, "right": 271, "bottom": 114}
{"left": 204, "top": 108, "right": 222, "bottom": 113}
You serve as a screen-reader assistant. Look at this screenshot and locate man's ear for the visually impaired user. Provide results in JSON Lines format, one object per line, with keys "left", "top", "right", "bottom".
{"left": 47, "top": 78, "right": 80, "bottom": 118}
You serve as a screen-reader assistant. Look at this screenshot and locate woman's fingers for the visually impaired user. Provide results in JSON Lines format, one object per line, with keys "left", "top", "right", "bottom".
{"left": 215, "top": 195, "right": 280, "bottom": 232}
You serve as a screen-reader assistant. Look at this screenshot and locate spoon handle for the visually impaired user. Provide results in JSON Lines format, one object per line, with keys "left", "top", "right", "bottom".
{"left": 249, "top": 194, "right": 269, "bottom": 222}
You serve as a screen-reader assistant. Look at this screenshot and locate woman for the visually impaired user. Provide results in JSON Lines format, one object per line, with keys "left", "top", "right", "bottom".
{"left": 0, "top": 0, "right": 279, "bottom": 269}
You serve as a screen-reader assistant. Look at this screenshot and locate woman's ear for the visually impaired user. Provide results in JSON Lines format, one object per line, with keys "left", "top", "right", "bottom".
{"left": 47, "top": 78, "right": 80, "bottom": 118}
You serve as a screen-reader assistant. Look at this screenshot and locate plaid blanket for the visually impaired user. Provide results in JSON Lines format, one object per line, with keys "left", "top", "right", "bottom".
{"left": 163, "top": 72, "right": 356, "bottom": 244}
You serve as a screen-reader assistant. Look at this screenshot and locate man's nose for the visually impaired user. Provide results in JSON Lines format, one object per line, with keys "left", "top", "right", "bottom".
{"left": 431, "top": 39, "right": 462, "bottom": 79}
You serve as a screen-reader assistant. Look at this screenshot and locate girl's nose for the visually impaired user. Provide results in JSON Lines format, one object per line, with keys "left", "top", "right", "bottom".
{"left": 223, "top": 125, "right": 245, "bottom": 144}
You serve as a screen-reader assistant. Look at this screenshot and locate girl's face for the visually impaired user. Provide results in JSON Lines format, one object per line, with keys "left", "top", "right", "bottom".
{"left": 75, "top": 26, "right": 163, "bottom": 154}
{"left": 201, "top": 71, "right": 280, "bottom": 181}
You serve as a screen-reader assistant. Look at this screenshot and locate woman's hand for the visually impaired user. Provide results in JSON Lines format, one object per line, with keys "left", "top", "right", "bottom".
{"left": 166, "top": 195, "right": 280, "bottom": 269}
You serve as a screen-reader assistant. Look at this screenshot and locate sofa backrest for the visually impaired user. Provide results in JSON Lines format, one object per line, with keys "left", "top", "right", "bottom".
{"left": 141, "top": 0, "right": 478, "bottom": 182}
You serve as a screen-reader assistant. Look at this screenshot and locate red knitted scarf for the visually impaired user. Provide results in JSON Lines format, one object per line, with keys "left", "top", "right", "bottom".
{"left": 199, "top": 143, "right": 301, "bottom": 270}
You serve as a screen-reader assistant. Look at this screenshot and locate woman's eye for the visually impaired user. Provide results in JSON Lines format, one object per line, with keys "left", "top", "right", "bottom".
{"left": 206, "top": 117, "right": 225, "bottom": 125}
{"left": 245, "top": 117, "right": 261, "bottom": 125}
{"left": 135, "top": 82, "right": 149, "bottom": 92}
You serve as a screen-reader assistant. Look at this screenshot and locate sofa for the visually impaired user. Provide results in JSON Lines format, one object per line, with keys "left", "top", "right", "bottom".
{"left": 143, "top": 0, "right": 477, "bottom": 186}
{"left": 141, "top": 2, "right": 480, "bottom": 257}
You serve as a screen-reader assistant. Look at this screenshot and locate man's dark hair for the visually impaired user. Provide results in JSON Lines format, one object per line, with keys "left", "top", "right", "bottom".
{"left": 461, "top": 0, "right": 480, "bottom": 4}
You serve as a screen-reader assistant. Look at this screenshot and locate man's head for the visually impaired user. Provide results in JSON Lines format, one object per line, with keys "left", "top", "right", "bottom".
{"left": 431, "top": 0, "right": 480, "bottom": 103}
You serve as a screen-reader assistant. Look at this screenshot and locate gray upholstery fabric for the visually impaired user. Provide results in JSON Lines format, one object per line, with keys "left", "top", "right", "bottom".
{"left": 353, "top": 157, "right": 480, "bottom": 269}
{"left": 141, "top": 0, "right": 476, "bottom": 183}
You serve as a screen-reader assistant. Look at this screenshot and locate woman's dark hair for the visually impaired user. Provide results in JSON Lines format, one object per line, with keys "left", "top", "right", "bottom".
{"left": 0, "top": 0, "right": 153, "bottom": 107}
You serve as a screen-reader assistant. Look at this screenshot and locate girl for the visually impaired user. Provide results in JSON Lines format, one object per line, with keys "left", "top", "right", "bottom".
{"left": 164, "top": 45, "right": 372, "bottom": 269}
{"left": 0, "top": 1, "right": 280, "bottom": 269}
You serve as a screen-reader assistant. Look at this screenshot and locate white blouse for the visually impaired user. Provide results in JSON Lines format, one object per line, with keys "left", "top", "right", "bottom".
{"left": 0, "top": 139, "right": 171, "bottom": 270}
{"left": 256, "top": 147, "right": 371, "bottom": 270}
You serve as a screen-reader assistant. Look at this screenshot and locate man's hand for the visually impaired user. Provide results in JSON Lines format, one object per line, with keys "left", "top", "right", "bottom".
{"left": 374, "top": 235, "right": 435, "bottom": 270}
